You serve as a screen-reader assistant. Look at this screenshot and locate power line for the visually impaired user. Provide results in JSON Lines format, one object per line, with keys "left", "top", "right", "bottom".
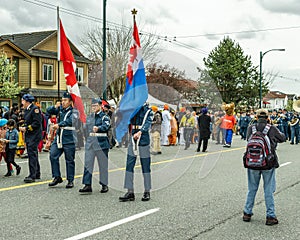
{"left": 175, "top": 25, "right": 300, "bottom": 39}
{"left": 269, "top": 73, "right": 300, "bottom": 83}
{"left": 23, "top": 0, "right": 209, "bottom": 56}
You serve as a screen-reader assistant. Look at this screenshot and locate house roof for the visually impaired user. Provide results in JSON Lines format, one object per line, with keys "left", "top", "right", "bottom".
{"left": 1, "top": 30, "right": 56, "bottom": 53}
{"left": 23, "top": 85, "right": 98, "bottom": 99}
{"left": 0, "top": 30, "right": 92, "bottom": 63}
{"left": 264, "top": 91, "right": 287, "bottom": 99}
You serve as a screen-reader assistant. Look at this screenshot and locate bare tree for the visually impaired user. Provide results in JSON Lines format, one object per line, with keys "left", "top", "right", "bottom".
{"left": 80, "top": 23, "right": 161, "bottom": 104}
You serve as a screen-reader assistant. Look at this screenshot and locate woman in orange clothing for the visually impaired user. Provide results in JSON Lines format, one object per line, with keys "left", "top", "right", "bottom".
{"left": 221, "top": 102, "right": 236, "bottom": 148}
{"left": 168, "top": 110, "right": 178, "bottom": 145}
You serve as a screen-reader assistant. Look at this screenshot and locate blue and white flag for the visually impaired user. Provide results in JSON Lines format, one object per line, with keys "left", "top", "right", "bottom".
{"left": 115, "top": 18, "right": 148, "bottom": 142}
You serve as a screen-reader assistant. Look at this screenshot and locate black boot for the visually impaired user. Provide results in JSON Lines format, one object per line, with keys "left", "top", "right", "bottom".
{"left": 48, "top": 177, "right": 63, "bottom": 187}
{"left": 4, "top": 172, "right": 12, "bottom": 177}
{"left": 119, "top": 192, "right": 135, "bottom": 202}
{"left": 79, "top": 185, "right": 92, "bottom": 194}
{"left": 16, "top": 165, "right": 21, "bottom": 175}
{"left": 141, "top": 192, "right": 150, "bottom": 201}
{"left": 100, "top": 185, "right": 109, "bottom": 193}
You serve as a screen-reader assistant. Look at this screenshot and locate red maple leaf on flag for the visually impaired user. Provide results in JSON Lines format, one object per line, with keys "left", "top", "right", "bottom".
{"left": 59, "top": 19, "right": 86, "bottom": 123}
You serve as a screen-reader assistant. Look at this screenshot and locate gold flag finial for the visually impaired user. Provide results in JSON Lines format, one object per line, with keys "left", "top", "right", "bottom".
{"left": 131, "top": 8, "right": 137, "bottom": 15}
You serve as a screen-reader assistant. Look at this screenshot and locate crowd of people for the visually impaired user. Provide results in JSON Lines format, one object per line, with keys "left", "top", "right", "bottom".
{"left": 0, "top": 95, "right": 298, "bottom": 222}
{"left": 147, "top": 105, "right": 300, "bottom": 153}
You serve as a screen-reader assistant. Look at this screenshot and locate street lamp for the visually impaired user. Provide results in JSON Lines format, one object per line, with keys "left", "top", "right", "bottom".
{"left": 259, "top": 48, "right": 285, "bottom": 108}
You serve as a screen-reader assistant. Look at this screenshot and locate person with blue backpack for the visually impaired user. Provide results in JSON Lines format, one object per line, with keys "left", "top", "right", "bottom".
{"left": 242, "top": 109, "right": 285, "bottom": 226}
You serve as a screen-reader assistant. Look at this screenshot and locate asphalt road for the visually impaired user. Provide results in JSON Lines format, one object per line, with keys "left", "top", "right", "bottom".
{"left": 0, "top": 135, "right": 299, "bottom": 240}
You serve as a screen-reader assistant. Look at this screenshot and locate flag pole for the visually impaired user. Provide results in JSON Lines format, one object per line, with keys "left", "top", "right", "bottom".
{"left": 102, "top": 0, "right": 107, "bottom": 100}
{"left": 131, "top": 8, "right": 137, "bottom": 99}
{"left": 57, "top": 6, "right": 60, "bottom": 100}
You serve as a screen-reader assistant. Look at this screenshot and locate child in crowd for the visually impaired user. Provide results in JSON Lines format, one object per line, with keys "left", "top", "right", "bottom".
{"left": 5, "top": 119, "right": 21, "bottom": 176}
{"left": 0, "top": 118, "right": 13, "bottom": 175}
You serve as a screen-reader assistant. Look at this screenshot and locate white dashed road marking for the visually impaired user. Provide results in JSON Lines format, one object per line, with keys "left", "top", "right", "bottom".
{"left": 64, "top": 208, "right": 160, "bottom": 240}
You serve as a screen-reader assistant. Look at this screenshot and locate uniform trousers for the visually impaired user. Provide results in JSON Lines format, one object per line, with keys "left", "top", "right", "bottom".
{"left": 124, "top": 141, "right": 151, "bottom": 191}
{"left": 50, "top": 143, "right": 75, "bottom": 182}
{"left": 82, "top": 148, "right": 108, "bottom": 186}
{"left": 26, "top": 139, "right": 41, "bottom": 179}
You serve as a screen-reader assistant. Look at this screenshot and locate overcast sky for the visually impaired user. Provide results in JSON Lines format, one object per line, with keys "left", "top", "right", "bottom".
{"left": 1, "top": 0, "right": 300, "bottom": 94}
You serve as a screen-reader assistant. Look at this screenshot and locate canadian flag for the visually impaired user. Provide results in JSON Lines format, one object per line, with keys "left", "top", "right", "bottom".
{"left": 59, "top": 19, "right": 86, "bottom": 123}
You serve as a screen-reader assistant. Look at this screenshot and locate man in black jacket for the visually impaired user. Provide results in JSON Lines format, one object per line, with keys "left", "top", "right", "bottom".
{"left": 19, "top": 94, "right": 43, "bottom": 183}
{"left": 196, "top": 108, "right": 211, "bottom": 152}
{"left": 243, "top": 109, "right": 285, "bottom": 226}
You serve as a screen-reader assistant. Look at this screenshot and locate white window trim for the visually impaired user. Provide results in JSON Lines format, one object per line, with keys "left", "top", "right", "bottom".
{"left": 42, "top": 64, "right": 54, "bottom": 81}
{"left": 75, "top": 67, "right": 84, "bottom": 83}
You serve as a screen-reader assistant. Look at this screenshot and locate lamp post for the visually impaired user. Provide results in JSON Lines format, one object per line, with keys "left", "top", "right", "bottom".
{"left": 259, "top": 48, "right": 285, "bottom": 108}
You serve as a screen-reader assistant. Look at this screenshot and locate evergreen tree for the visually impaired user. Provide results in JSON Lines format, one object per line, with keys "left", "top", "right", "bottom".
{"left": 203, "top": 37, "right": 269, "bottom": 109}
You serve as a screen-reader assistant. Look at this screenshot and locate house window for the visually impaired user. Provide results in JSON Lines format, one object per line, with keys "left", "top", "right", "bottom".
{"left": 75, "top": 67, "right": 84, "bottom": 83}
{"left": 43, "top": 64, "right": 53, "bottom": 81}
{"left": 40, "top": 101, "right": 53, "bottom": 113}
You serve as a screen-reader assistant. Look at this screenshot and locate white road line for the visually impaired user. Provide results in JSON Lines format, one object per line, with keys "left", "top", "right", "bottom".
{"left": 64, "top": 208, "right": 160, "bottom": 240}
{"left": 280, "top": 162, "right": 292, "bottom": 167}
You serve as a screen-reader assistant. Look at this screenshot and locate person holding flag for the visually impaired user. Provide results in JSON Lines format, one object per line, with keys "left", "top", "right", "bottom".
{"left": 117, "top": 9, "right": 154, "bottom": 202}
{"left": 47, "top": 15, "right": 85, "bottom": 189}
{"left": 47, "top": 92, "right": 79, "bottom": 188}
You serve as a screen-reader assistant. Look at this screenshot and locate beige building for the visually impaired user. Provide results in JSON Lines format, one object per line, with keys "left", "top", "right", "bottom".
{"left": 0, "top": 30, "right": 97, "bottom": 113}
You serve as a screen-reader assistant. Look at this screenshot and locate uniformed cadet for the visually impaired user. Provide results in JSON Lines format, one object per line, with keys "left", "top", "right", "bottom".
{"left": 19, "top": 94, "right": 43, "bottom": 183}
{"left": 79, "top": 98, "right": 111, "bottom": 194}
{"left": 47, "top": 92, "right": 78, "bottom": 188}
{"left": 119, "top": 103, "right": 154, "bottom": 202}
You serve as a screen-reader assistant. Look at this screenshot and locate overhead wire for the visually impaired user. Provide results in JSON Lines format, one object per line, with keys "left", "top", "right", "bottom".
{"left": 22, "top": 0, "right": 300, "bottom": 79}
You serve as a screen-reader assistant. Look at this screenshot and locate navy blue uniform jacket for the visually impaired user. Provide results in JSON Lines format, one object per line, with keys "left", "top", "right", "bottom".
{"left": 47, "top": 106, "right": 78, "bottom": 145}
{"left": 24, "top": 103, "right": 42, "bottom": 142}
{"left": 130, "top": 104, "right": 153, "bottom": 146}
{"left": 84, "top": 111, "right": 111, "bottom": 150}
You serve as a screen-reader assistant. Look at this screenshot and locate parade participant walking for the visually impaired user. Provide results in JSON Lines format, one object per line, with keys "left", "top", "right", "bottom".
{"left": 221, "top": 102, "right": 236, "bottom": 148}
{"left": 79, "top": 98, "right": 111, "bottom": 194}
{"left": 243, "top": 109, "right": 285, "bottom": 225}
{"left": 289, "top": 114, "right": 299, "bottom": 145}
{"left": 4, "top": 119, "right": 21, "bottom": 176}
{"left": 239, "top": 112, "right": 251, "bottom": 140}
{"left": 19, "top": 94, "right": 42, "bottom": 183}
{"left": 119, "top": 103, "right": 153, "bottom": 202}
{"left": 196, "top": 108, "right": 211, "bottom": 152}
{"left": 161, "top": 104, "right": 171, "bottom": 146}
{"left": 48, "top": 92, "right": 78, "bottom": 188}
{"left": 179, "top": 108, "right": 195, "bottom": 150}
{"left": 150, "top": 105, "right": 162, "bottom": 155}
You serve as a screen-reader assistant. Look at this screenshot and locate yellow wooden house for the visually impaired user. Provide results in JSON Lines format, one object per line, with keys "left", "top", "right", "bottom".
{"left": 0, "top": 30, "right": 97, "bottom": 113}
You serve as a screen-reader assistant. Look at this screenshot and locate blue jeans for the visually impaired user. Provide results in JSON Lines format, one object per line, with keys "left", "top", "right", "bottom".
{"left": 244, "top": 168, "right": 276, "bottom": 218}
